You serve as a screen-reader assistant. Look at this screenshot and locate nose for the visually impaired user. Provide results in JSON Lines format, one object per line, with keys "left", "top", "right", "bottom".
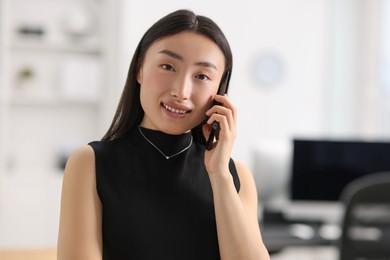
{"left": 170, "top": 74, "right": 192, "bottom": 100}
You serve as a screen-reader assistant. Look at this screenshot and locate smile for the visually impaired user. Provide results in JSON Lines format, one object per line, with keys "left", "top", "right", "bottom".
{"left": 162, "top": 103, "right": 191, "bottom": 115}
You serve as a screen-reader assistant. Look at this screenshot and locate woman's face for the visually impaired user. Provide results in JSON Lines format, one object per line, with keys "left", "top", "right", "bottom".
{"left": 137, "top": 31, "right": 226, "bottom": 135}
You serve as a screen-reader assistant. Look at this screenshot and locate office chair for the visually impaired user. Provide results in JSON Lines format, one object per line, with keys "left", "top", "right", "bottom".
{"left": 338, "top": 171, "right": 390, "bottom": 260}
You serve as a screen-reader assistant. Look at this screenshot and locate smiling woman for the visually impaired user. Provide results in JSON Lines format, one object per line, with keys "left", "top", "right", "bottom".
{"left": 57, "top": 9, "right": 270, "bottom": 260}
{"left": 137, "top": 31, "right": 225, "bottom": 134}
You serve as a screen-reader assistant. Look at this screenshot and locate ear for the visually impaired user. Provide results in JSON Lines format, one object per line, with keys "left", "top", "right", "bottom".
{"left": 137, "top": 65, "right": 143, "bottom": 84}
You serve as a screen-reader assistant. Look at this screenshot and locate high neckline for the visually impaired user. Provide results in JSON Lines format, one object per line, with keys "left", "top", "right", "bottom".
{"left": 136, "top": 126, "right": 193, "bottom": 159}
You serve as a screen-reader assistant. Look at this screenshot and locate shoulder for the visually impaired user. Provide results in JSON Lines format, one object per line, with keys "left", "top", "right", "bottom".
{"left": 66, "top": 145, "right": 95, "bottom": 171}
{"left": 233, "top": 160, "right": 258, "bottom": 206}
{"left": 63, "top": 145, "right": 96, "bottom": 188}
{"left": 61, "top": 145, "right": 99, "bottom": 214}
{"left": 233, "top": 160, "right": 254, "bottom": 186}
{"left": 88, "top": 138, "right": 128, "bottom": 158}
{"left": 224, "top": 159, "right": 252, "bottom": 193}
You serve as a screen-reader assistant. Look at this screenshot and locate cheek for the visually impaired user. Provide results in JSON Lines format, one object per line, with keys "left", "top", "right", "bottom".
{"left": 195, "top": 91, "right": 214, "bottom": 111}
{"left": 140, "top": 74, "right": 160, "bottom": 98}
{"left": 139, "top": 78, "right": 159, "bottom": 108}
{"left": 194, "top": 94, "right": 214, "bottom": 125}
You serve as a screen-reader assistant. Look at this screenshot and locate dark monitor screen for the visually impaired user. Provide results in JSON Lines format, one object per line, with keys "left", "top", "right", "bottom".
{"left": 291, "top": 139, "right": 390, "bottom": 201}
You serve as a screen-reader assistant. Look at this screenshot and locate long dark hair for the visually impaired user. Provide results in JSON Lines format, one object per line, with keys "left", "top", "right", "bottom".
{"left": 102, "top": 9, "right": 233, "bottom": 144}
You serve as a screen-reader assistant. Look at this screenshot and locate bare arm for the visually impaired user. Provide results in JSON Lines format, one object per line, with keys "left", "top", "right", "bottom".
{"left": 204, "top": 94, "right": 270, "bottom": 259}
{"left": 209, "top": 160, "right": 270, "bottom": 260}
{"left": 57, "top": 145, "right": 102, "bottom": 260}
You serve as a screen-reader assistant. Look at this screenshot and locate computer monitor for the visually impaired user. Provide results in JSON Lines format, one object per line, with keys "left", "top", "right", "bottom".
{"left": 291, "top": 139, "right": 390, "bottom": 202}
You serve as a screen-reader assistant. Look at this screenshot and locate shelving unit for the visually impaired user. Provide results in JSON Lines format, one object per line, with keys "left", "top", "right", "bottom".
{"left": 0, "top": 0, "right": 120, "bottom": 248}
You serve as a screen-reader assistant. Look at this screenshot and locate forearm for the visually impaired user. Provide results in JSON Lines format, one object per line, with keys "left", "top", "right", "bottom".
{"left": 210, "top": 173, "right": 270, "bottom": 260}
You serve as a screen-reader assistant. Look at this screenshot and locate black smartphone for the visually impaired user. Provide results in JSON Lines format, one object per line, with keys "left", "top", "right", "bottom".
{"left": 206, "top": 70, "right": 231, "bottom": 150}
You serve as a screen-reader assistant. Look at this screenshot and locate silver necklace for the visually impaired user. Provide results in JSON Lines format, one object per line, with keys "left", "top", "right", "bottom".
{"left": 138, "top": 126, "right": 193, "bottom": 159}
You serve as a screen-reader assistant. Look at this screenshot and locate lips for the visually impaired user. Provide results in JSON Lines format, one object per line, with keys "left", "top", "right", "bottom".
{"left": 162, "top": 103, "right": 191, "bottom": 115}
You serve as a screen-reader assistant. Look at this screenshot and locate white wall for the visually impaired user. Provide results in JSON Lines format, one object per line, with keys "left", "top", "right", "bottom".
{"left": 379, "top": 0, "right": 390, "bottom": 134}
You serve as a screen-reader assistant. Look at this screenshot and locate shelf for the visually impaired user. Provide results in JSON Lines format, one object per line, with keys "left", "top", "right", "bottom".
{"left": 0, "top": 0, "right": 118, "bottom": 249}
{"left": 9, "top": 95, "right": 101, "bottom": 106}
{"left": 10, "top": 41, "right": 101, "bottom": 55}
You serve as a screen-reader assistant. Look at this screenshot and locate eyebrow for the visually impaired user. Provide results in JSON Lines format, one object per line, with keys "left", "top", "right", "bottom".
{"left": 158, "top": 49, "right": 218, "bottom": 70}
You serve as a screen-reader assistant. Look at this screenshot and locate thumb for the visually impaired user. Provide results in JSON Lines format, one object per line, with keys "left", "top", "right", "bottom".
{"left": 202, "top": 123, "right": 211, "bottom": 140}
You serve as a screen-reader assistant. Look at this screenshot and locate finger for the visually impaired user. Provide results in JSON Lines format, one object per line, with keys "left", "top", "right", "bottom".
{"left": 207, "top": 114, "right": 229, "bottom": 136}
{"left": 210, "top": 95, "right": 237, "bottom": 125}
{"left": 221, "top": 96, "right": 237, "bottom": 126}
{"left": 206, "top": 105, "right": 230, "bottom": 117}
{"left": 213, "top": 94, "right": 233, "bottom": 109}
{"left": 202, "top": 123, "right": 212, "bottom": 139}
{"left": 213, "top": 94, "right": 227, "bottom": 103}
{"left": 202, "top": 123, "right": 220, "bottom": 150}
{"left": 206, "top": 106, "right": 234, "bottom": 132}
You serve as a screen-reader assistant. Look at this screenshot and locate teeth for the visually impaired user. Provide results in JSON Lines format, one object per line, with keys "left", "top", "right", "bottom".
{"left": 163, "top": 104, "right": 187, "bottom": 114}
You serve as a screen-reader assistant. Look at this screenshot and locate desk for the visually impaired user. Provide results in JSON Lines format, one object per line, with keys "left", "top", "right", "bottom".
{"left": 270, "top": 246, "right": 338, "bottom": 260}
{"left": 261, "top": 211, "right": 340, "bottom": 255}
{"left": 262, "top": 222, "right": 338, "bottom": 254}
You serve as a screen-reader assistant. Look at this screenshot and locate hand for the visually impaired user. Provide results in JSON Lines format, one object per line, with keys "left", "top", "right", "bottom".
{"left": 202, "top": 94, "right": 237, "bottom": 176}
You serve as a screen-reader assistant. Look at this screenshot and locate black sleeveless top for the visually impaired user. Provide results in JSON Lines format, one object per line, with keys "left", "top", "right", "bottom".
{"left": 89, "top": 126, "right": 240, "bottom": 260}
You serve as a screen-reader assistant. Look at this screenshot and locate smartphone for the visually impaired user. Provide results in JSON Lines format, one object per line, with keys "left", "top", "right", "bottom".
{"left": 206, "top": 70, "right": 231, "bottom": 150}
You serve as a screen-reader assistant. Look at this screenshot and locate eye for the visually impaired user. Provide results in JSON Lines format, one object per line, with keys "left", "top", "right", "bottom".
{"left": 161, "top": 64, "right": 175, "bottom": 72}
{"left": 195, "top": 74, "right": 210, "bottom": 81}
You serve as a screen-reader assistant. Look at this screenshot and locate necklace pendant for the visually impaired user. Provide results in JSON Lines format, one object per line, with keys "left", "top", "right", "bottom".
{"left": 165, "top": 156, "right": 170, "bottom": 159}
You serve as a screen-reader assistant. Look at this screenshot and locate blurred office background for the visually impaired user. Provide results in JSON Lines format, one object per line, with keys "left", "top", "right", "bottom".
{"left": 0, "top": 0, "right": 389, "bottom": 259}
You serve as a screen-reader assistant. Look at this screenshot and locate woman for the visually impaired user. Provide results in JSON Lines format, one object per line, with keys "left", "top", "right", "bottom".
{"left": 57, "top": 9, "right": 270, "bottom": 260}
